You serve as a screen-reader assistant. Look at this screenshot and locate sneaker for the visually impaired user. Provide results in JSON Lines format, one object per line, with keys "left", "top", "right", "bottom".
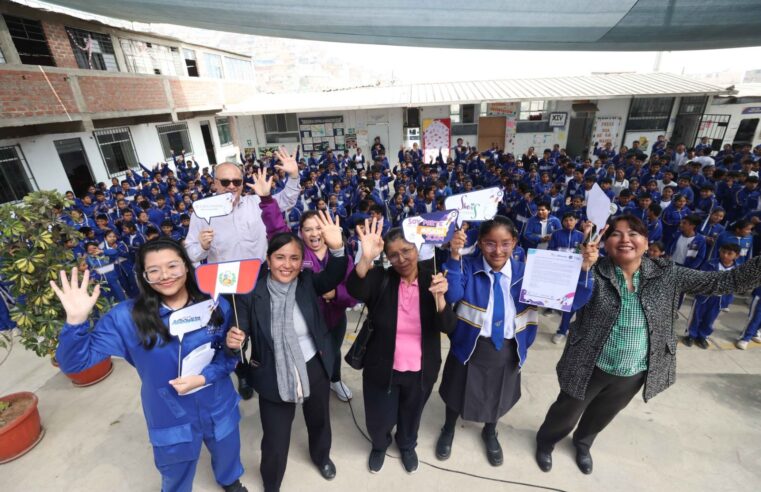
{"left": 696, "top": 338, "right": 710, "bottom": 350}
{"left": 751, "top": 335, "right": 761, "bottom": 344}
{"left": 330, "top": 381, "right": 352, "bottom": 401}
{"left": 551, "top": 333, "right": 566, "bottom": 345}
{"left": 736, "top": 340, "right": 749, "bottom": 350}
{"left": 222, "top": 480, "right": 248, "bottom": 492}
{"left": 368, "top": 449, "right": 385, "bottom": 473}
{"left": 400, "top": 449, "right": 419, "bottom": 474}
{"left": 683, "top": 336, "right": 694, "bottom": 347}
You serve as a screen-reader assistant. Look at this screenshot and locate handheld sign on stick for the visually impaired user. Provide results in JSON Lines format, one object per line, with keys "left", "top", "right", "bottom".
{"left": 444, "top": 187, "right": 503, "bottom": 227}
{"left": 192, "top": 193, "right": 234, "bottom": 224}
{"left": 196, "top": 259, "right": 262, "bottom": 363}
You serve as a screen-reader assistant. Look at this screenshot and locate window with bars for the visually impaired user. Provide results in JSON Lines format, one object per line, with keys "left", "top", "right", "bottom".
{"left": 263, "top": 113, "right": 299, "bottom": 143}
{"left": 157, "top": 122, "right": 193, "bottom": 158}
{"left": 0, "top": 146, "right": 37, "bottom": 203}
{"left": 203, "top": 53, "right": 224, "bottom": 79}
{"left": 119, "top": 39, "right": 183, "bottom": 75}
{"left": 626, "top": 97, "right": 674, "bottom": 132}
{"left": 223, "top": 57, "right": 253, "bottom": 80}
{"left": 66, "top": 27, "right": 118, "bottom": 71}
{"left": 519, "top": 100, "right": 547, "bottom": 121}
{"left": 3, "top": 15, "right": 55, "bottom": 66}
{"left": 215, "top": 117, "right": 232, "bottom": 145}
{"left": 94, "top": 128, "right": 139, "bottom": 176}
{"left": 183, "top": 48, "right": 198, "bottom": 77}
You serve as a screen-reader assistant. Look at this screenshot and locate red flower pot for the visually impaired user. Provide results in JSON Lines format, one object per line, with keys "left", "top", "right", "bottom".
{"left": 0, "top": 392, "right": 44, "bottom": 464}
{"left": 62, "top": 357, "right": 114, "bottom": 387}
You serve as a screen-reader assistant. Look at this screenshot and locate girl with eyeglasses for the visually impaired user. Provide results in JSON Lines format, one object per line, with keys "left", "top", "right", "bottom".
{"left": 345, "top": 219, "right": 455, "bottom": 474}
{"left": 53, "top": 238, "right": 247, "bottom": 492}
{"left": 436, "top": 216, "right": 599, "bottom": 467}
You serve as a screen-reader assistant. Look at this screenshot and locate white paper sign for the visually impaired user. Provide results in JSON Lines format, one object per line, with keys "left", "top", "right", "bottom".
{"left": 519, "top": 249, "right": 583, "bottom": 312}
{"left": 586, "top": 183, "right": 614, "bottom": 239}
{"left": 193, "top": 193, "right": 234, "bottom": 224}
{"left": 169, "top": 299, "right": 215, "bottom": 341}
{"left": 444, "top": 187, "right": 504, "bottom": 227}
{"left": 180, "top": 342, "right": 214, "bottom": 395}
{"left": 94, "top": 264, "right": 114, "bottom": 274}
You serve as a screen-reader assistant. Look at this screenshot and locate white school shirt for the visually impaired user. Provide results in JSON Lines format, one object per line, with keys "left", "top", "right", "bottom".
{"left": 671, "top": 234, "right": 694, "bottom": 265}
{"left": 478, "top": 257, "right": 517, "bottom": 340}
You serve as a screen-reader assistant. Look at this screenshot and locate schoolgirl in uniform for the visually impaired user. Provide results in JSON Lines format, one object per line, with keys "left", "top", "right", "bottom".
{"left": 53, "top": 238, "right": 246, "bottom": 492}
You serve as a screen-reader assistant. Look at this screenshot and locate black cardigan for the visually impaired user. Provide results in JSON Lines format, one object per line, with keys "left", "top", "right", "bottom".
{"left": 346, "top": 259, "right": 456, "bottom": 389}
{"left": 236, "top": 252, "right": 348, "bottom": 403}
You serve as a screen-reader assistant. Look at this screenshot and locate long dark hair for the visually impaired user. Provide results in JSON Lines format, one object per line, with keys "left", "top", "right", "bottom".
{"left": 132, "top": 238, "right": 223, "bottom": 349}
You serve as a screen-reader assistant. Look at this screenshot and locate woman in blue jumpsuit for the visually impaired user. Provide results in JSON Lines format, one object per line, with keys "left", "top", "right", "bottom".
{"left": 53, "top": 238, "right": 247, "bottom": 492}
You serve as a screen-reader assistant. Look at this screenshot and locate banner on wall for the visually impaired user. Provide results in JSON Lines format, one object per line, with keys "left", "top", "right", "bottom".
{"left": 422, "top": 118, "right": 451, "bottom": 162}
{"left": 592, "top": 116, "right": 622, "bottom": 149}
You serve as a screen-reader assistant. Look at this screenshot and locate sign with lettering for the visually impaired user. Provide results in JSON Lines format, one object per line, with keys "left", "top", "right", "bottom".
{"left": 549, "top": 112, "right": 568, "bottom": 128}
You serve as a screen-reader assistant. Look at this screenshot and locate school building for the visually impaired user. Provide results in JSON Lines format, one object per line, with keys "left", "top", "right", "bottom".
{"left": 0, "top": 0, "right": 253, "bottom": 203}
{"left": 3, "top": 1, "right": 761, "bottom": 206}
{"left": 224, "top": 73, "right": 761, "bottom": 166}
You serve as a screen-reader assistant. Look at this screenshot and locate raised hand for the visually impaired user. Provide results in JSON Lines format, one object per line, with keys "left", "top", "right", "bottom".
{"left": 357, "top": 218, "right": 385, "bottom": 263}
{"left": 273, "top": 146, "right": 299, "bottom": 178}
{"left": 448, "top": 229, "right": 467, "bottom": 261}
{"left": 580, "top": 223, "right": 607, "bottom": 272}
{"left": 245, "top": 167, "right": 273, "bottom": 197}
{"left": 315, "top": 210, "right": 344, "bottom": 250}
{"left": 49, "top": 267, "right": 100, "bottom": 325}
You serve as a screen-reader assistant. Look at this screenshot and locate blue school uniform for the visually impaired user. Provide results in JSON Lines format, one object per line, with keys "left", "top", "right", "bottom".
{"left": 713, "top": 232, "right": 753, "bottom": 265}
{"left": 86, "top": 253, "right": 127, "bottom": 302}
{"left": 522, "top": 215, "right": 562, "bottom": 250}
{"left": 686, "top": 259, "right": 735, "bottom": 340}
{"left": 740, "top": 287, "right": 761, "bottom": 342}
{"left": 667, "top": 233, "right": 707, "bottom": 270}
{"left": 56, "top": 298, "right": 242, "bottom": 492}
{"left": 444, "top": 255, "right": 594, "bottom": 365}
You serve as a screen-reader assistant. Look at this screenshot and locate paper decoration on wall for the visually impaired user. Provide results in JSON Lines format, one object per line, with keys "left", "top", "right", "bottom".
{"left": 592, "top": 116, "right": 622, "bottom": 150}
{"left": 422, "top": 118, "right": 451, "bottom": 163}
{"left": 299, "top": 116, "right": 346, "bottom": 152}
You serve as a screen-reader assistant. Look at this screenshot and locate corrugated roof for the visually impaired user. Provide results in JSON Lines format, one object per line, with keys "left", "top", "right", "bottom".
{"left": 222, "top": 72, "right": 731, "bottom": 115}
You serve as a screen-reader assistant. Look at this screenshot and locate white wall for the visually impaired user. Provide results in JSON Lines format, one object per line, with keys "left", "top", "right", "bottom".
{"left": 0, "top": 114, "right": 242, "bottom": 196}
{"left": 703, "top": 99, "right": 761, "bottom": 149}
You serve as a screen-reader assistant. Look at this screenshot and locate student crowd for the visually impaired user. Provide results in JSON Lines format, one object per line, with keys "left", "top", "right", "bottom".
{"left": 6, "top": 134, "right": 761, "bottom": 492}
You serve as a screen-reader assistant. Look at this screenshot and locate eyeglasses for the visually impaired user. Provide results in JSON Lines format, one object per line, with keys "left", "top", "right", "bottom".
{"left": 481, "top": 240, "right": 513, "bottom": 253}
{"left": 218, "top": 179, "right": 243, "bottom": 187}
{"left": 143, "top": 261, "right": 186, "bottom": 284}
{"left": 387, "top": 247, "right": 416, "bottom": 263}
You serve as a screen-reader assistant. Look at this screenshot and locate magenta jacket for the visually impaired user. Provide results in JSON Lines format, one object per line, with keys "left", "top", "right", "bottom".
{"left": 260, "top": 196, "right": 357, "bottom": 328}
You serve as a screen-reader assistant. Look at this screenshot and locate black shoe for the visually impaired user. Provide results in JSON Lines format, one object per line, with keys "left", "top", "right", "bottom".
{"left": 575, "top": 448, "right": 593, "bottom": 475}
{"left": 683, "top": 336, "right": 694, "bottom": 347}
{"left": 696, "top": 338, "right": 709, "bottom": 350}
{"left": 318, "top": 459, "right": 336, "bottom": 480}
{"left": 435, "top": 427, "right": 454, "bottom": 461}
{"left": 222, "top": 480, "right": 248, "bottom": 492}
{"left": 368, "top": 449, "right": 385, "bottom": 473}
{"left": 481, "top": 428, "right": 503, "bottom": 467}
{"left": 400, "top": 449, "right": 419, "bottom": 474}
{"left": 535, "top": 448, "right": 552, "bottom": 472}
{"left": 237, "top": 373, "right": 254, "bottom": 400}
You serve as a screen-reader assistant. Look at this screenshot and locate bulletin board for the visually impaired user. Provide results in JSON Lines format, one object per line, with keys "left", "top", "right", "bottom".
{"left": 299, "top": 116, "right": 346, "bottom": 152}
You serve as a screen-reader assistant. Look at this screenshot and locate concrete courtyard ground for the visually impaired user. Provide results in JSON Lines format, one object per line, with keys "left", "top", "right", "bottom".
{"left": 1, "top": 297, "right": 760, "bottom": 492}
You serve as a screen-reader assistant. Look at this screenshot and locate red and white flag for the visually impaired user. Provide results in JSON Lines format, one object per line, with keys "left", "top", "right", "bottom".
{"left": 195, "top": 259, "right": 261, "bottom": 299}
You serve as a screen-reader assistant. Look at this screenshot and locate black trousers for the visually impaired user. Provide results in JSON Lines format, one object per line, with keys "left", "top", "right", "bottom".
{"left": 536, "top": 367, "right": 645, "bottom": 454}
{"left": 258, "top": 356, "right": 332, "bottom": 492}
{"left": 329, "top": 314, "right": 347, "bottom": 383}
{"left": 363, "top": 370, "right": 432, "bottom": 452}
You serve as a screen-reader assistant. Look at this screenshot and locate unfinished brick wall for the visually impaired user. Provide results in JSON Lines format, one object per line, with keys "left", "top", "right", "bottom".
{"left": 41, "top": 21, "right": 78, "bottom": 69}
{"left": 0, "top": 70, "right": 77, "bottom": 118}
{"left": 77, "top": 75, "right": 169, "bottom": 113}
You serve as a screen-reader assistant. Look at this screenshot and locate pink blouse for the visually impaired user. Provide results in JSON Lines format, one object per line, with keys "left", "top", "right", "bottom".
{"left": 393, "top": 279, "right": 422, "bottom": 372}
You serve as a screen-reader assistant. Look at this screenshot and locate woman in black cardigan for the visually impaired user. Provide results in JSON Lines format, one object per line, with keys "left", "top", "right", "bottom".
{"left": 226, "top": 210, "right": 347, "bottom": 492}
{"left": 346, "top": 219, "right": 456, "bottom": 474}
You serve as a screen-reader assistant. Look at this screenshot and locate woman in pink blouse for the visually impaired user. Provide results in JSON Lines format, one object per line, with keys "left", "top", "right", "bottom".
{"left": 346, "top": 219, "right": 456, "bottom": 474}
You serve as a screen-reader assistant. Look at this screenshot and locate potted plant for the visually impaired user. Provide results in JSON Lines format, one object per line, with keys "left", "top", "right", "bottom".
{"left": 0, "top": 190, "right": 113, "bottom": 386}
{"left": 0, "top": 323, "right": 45, "bottom": 463}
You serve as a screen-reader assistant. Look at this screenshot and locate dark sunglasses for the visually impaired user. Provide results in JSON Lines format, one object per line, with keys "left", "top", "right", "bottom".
{"left": 218, "top": 179, "right": 243, "bottom": 187}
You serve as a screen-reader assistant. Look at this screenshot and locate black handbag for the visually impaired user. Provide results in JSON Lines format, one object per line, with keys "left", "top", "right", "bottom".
{"left": 344, "top": 274, "right": 389, "bottom": 370}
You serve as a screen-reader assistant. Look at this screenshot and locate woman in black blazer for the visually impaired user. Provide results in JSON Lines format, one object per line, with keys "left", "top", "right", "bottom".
{"left": 227, "top": 211, "right": 347, "bottom": 492}
{"left": 346, "top": 219, "right": 456, "bottom": 474}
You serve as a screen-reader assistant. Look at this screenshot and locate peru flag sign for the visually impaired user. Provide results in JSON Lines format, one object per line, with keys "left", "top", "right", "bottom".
{"left": 195, "top": 259, "right": 262, "bottom": 300}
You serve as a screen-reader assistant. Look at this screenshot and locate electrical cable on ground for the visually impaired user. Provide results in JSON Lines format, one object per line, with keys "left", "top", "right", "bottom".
{"left": 342, "top": 390, "right": 570, "bottom": 492}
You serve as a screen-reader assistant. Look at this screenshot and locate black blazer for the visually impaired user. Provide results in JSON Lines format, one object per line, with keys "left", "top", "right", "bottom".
{"left": 236, "top": 252, "right": 348, "bottom": 403}
{"left": 346, "top": 260, "right": 456, "bottom": 389}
